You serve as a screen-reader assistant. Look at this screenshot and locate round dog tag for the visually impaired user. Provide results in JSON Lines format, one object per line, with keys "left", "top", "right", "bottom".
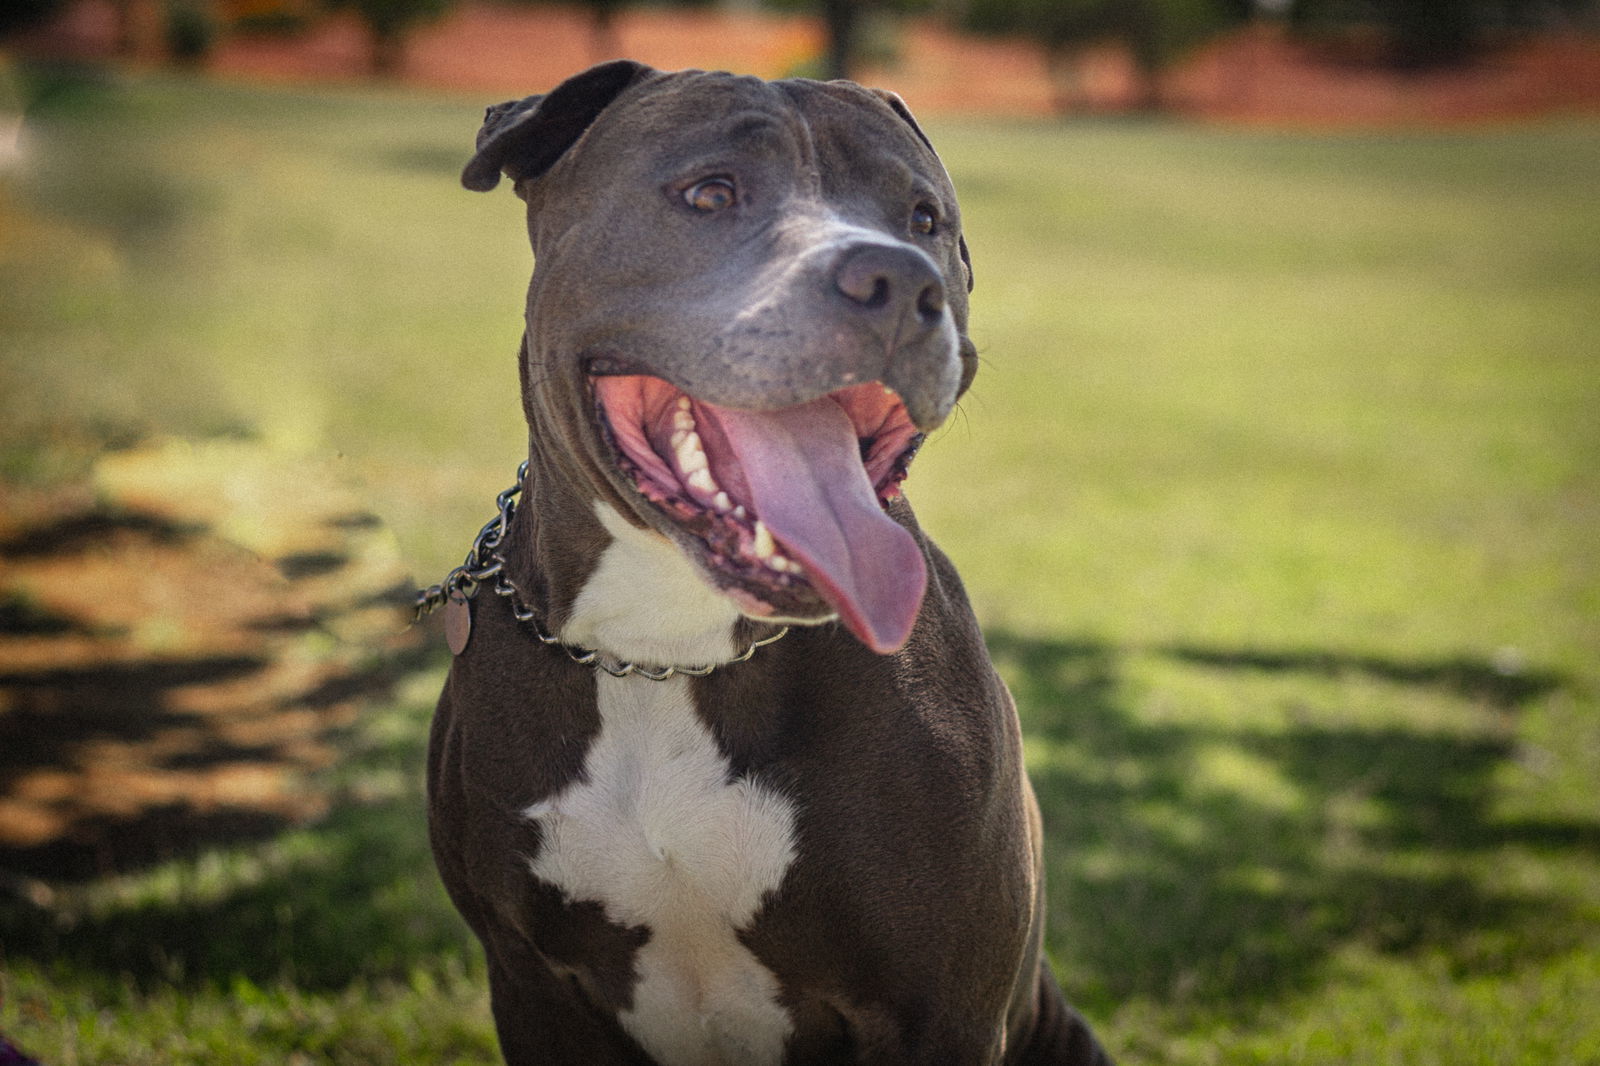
{"left": 444, "top": 589, "right": 472, "bottom": 656}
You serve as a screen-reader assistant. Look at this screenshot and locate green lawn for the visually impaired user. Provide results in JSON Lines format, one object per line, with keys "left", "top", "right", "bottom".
{"left": 2, "top": 66, "right": 1598, "bottom": 1064}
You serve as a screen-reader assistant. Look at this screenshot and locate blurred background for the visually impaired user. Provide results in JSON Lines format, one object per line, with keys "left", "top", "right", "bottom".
{"left": 1, "top": 1, "right": 1598, "bottom": 1062}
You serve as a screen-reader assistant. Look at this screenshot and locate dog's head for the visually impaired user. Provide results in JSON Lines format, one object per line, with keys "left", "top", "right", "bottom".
{"left": 464, "top": 61, "right": 976, "bottom": 654}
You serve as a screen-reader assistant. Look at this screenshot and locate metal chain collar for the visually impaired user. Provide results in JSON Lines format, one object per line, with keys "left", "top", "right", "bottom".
{"left": 415, "top": 461, "right": 788, "bottom": 680}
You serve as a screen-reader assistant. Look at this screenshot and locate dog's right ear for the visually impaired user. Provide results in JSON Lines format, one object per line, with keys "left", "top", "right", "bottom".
{"left": 462, "top": 60, "right": 652, "bottom": 193}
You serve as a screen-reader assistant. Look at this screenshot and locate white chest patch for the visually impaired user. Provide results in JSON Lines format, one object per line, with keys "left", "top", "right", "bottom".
{"left": 526, "top": 503, "right": 799, "bottom": 1066}
{"left": 559, "top": 502, "right": 745, "bottom": 668}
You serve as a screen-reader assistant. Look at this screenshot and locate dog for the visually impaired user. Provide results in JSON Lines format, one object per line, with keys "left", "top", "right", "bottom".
{"left": 426, "top": 60, "right": 1116, "bottom": 1065}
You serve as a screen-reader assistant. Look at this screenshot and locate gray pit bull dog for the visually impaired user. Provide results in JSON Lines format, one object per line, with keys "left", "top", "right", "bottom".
{"left": 427, "top": 59, "right": 1117, "bottom": 1065}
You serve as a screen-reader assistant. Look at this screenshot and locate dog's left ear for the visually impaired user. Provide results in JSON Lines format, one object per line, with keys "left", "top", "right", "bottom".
{"left": 872, "top": 89, "right": 974, "bottom": 294}
{"left": 463, "top": 60, "right": 654, "bottom": 193}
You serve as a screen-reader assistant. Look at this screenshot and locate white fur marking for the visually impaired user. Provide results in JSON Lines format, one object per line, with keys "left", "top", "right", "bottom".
{"left": 559, "top": 503, "right": 743, "bottom": 667}
{"left": 533, "top": 506, "right": 797, "bottom": 1065}
{"left": 527, "top": 674, "right": 798, "bottom": 1066}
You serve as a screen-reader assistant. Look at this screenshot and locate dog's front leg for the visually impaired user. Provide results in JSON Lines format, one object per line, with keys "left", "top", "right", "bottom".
{"left": 480, "top": 933, "right": 655, "bottom": 1066}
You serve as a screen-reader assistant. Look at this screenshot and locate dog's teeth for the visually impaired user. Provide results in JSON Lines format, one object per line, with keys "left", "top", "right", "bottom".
{"left": 676, "top": 396, "right": 691, "bottom": 411}
{"left": 687, "top": 468, "right": 717, "bottom": 495}
{"left": 767, "top": 553, "right": 792, "bottom": 572}
{"left": 713, "top": 491, "right": 732, "bottom": 513}
{"left": 733, "top": 505, "right": 748, "bottom": 521}
{"left": 674, "top": 431, "right": 708, "bottom": 474}
{"left": 672, "top": 408, "right": 695, "bottom": 433}
{"left": 752, "top": 520, "right": 775, "bottom": 560}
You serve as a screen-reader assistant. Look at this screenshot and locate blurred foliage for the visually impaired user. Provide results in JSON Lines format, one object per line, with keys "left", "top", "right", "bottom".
{"left": 956, "top": 0, "right": 1600, "bottom": 88}
{"left": 165, "top": 0, "right": 220, "bottom": 62}
{"left": 1290, "top": 0, "right": 1600, "bottom": 68}
{"left": 493, "top": 0, "right": 717, "bottom": 68}
{"left": 0, "top": 0, "right": 67, "bottom": 39}
{"left": 763, "top": 0, "right": 935, "bottom": 79}
{"left": 959, "top": 0, "right": 1250, "bottom": 107}
{"left": 324, "top": 0, "right": 455, "bottom": 74}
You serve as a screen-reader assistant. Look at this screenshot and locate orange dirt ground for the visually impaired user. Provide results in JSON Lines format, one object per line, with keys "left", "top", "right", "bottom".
{"left": 17, "top": 0, "right": 1600, "bottom": 124}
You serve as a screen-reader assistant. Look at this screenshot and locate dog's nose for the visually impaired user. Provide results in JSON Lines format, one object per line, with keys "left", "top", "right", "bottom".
{"left": 832, "top": 243, "right": 947, "bottom": 335}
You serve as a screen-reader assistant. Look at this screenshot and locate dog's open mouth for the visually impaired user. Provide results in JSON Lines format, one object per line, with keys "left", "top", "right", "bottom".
{"left": 591, "top": 372, "right": 928, "bottom": 653}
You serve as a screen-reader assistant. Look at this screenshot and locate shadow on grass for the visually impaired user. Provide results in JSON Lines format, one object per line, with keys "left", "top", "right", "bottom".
{"left": 5, "top": 621, "right": 1591, "bottom": 1016}
{"left": 0, "top": 646, "right": 475, "bottom": 993}
{"left": 1159, "top": 643, "right": 1564, "bottom": 712}
{"left": 0, "top": 510, "right": 203, "bottom": 560}
{"left": 0, "top": 786, "right": 476, "bottom": 995}
{"left": 0, "top": 486, "right": 431, "bottom": 883}
{"left": 0, "top": 645, "right": 433, "bottom": 882}
{"left": 987, "top": 631, "right": 1592, "bottom": 1020}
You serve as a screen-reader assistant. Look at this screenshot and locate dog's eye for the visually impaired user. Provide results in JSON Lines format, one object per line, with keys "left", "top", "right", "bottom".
{"left": 910, "top": 203, "right": 938, "bottom": 236}
{"left": 685, "top": 178, "right": 737, "bottom": 213}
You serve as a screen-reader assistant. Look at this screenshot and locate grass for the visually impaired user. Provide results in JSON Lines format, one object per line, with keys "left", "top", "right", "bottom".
{"left": 2, "top": 65, "right": 1598, "bottom": 1063}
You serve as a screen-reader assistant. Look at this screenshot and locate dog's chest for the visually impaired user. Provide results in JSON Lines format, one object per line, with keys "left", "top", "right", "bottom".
{"left": 525, "top": 675, "right": 798, "bottom": 1065}
{"left": 523, "top": 507, "right": 800, "bottom": 1066}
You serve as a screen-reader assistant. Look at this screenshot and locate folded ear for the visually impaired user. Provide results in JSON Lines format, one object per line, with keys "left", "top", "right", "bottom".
{"left": 462, "top": 59, "right": 654, "bottom": 193}
{"left": 871, "top": 88, "right": 973, "bottom": 294}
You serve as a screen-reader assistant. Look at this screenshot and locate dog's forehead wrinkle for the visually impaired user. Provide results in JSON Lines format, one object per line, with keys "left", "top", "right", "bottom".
{"left": 639, "top": 111, "right": 799, "bottom": 174}
{"left": 722, "top": 111, "right": 799, "bottom": 153}
{"left": 786, "top": 81, "right": 932, "bottom": 157}
{"left": 826, "top": 146, "right": 944, "bottom": 209}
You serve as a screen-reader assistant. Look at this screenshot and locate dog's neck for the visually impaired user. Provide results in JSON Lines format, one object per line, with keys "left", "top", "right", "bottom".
{"left": 560, "top": 501, "right": 744, "bottom": 666}
{"left": 500, "top": 436, "right": 749, "bottom": 669}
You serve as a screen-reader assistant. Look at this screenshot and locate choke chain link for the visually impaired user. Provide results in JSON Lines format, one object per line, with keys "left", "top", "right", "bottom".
{"left": 414, "top": 460, "right": 526, "bottom": 620}
{"left": 414, "top": 461, "right": 788, "bottom": 680}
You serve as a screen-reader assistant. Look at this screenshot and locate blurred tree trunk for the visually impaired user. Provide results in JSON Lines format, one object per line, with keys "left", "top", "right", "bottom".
{"left": 1041, "top": 0, "right": 1162, "bottom": 113}
{"left": 964, "top": 0, "right": 1246, "bottom": 115}
{"left": 341, "top": 0, "right": 454, "bottom": 78}
{"left": 111, "top": 0, "right": 136, "bottom": 54}
{"left": 588, "top": 0, "right": 623, "bottom": 63}
{"left": 820, "top": 0, "right": 858, "bottom": 80}
{"left": 370, "top": 23, "right": 404, "bottom": 75}
{"left": 1388, "top": 0, "right": 1477, "bottom": 68}
{"left": 109, "top": 0, "right": 159, "bottom": 56}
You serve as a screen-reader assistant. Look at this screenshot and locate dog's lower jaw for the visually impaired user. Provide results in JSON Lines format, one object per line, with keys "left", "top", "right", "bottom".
{"left": 588, "top": 373, "right": 929, "bottom": 653}
{"left": 719, "top": 585, "right": 839, "bottom": 630}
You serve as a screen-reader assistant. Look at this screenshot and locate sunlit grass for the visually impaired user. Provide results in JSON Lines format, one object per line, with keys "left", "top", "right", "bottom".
{"left": 2, "top": 68, "right": 1597, "bottom": 1063}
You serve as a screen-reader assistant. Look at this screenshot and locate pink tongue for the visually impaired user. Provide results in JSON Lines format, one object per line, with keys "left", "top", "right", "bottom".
{"left": 701, "top": 397, "right": 927, "bottom": 654}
